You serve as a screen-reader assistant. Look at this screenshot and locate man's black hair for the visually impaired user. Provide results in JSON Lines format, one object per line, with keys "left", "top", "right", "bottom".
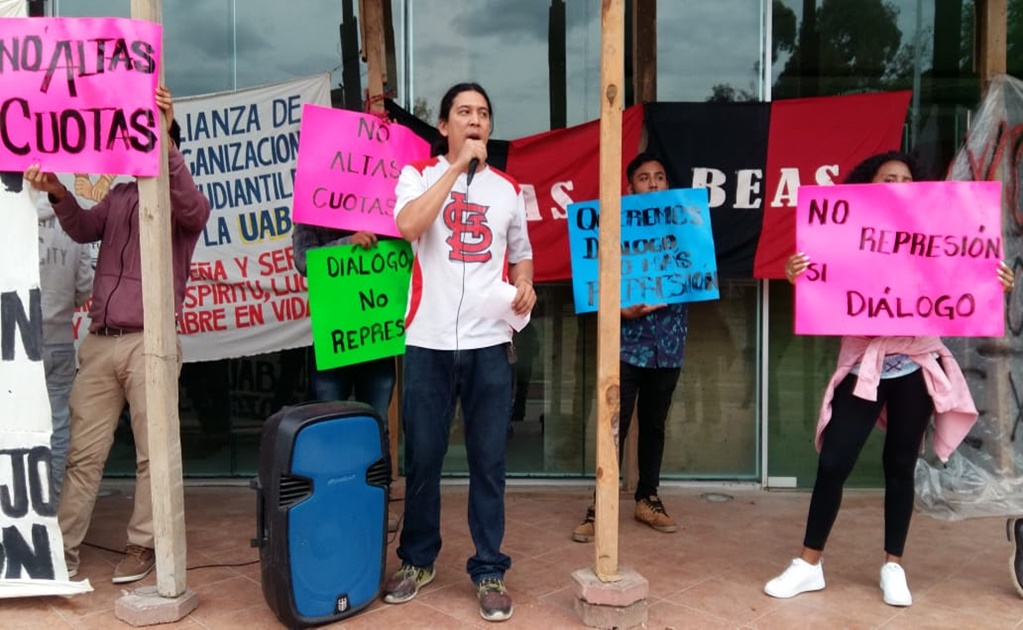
{"left": 625, "top": 152, "right": 664, "bottom": 183}
{"left": 169, "top": 120, "right": 182, "bottom": 149}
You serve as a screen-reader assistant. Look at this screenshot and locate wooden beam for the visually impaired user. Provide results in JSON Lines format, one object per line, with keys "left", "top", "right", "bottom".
{"left": 359, "top": 0, "right": 397, "bottom": 473}
{"left": 549, "top": 0, "right": 567, "bottom": 129}
{"left": 595, "top": 0, "right": 624, "bottom": 582}
{"left": 631, "top": 0, "right": 656, "bottom": 102}
{"left": 622, "top": 0, "right": 655, "bottom": 495}
{"left": 362, "top": 0, "right": 386, "bottom": 113}
{"left": 382, "top": 0, "right": 398, "bottom": 97}
{"left": 976, "top": 0, "right": 1007, "bottom": 91}
{"left": 130, "top": 0, "right": 188, "bottom": 598}
{"left": 341, "top": 0, "right": 363, "bottom": 110}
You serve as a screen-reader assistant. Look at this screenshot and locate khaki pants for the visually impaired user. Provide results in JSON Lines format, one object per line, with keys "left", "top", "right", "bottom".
{"left": 58, "top": 332, "right": 182, "bottom": 568}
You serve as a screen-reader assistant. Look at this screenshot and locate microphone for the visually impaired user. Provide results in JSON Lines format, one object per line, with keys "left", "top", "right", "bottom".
{"left": 467, "top": 158, "right": 479, "bottom": 186}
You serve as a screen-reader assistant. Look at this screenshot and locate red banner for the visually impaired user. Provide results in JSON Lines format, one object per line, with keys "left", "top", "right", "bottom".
{"left": 504, "top": 105, "right": 645, "bottom": 282}
{"left": 753, "top": 91, "right": 911, "bottom": 278}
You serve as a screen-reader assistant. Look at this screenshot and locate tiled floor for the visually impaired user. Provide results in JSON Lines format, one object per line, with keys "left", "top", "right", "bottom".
{"left": 6, "top": 482, "right": 1023, "bottom": 629}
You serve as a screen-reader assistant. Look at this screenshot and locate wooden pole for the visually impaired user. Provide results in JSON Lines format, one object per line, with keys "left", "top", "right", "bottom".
{"left": 631, "top": 0, "right": 656, "bottom": 103}
{"left": 362, "top": 0, "right": 386, "bottom": 114}
{"left": 340, "top": 0, "right": 363, "bottom": 109}
{"left": 976, "top": 0, "right": 1007, "bottom": 92}
{"left": 549, "top": 0, "right": 567, "bottom": 129}
{"left": 359, "top": 0, "right": 398, "bottom": 480}
{"left": 594, "top": 0, "right": 624, "bottom": 582}
{"left": 130, "top": 0, "right": 188, "bottom": 597}
{"left": 382, "top": 0, "right": 398, "bottom": 97}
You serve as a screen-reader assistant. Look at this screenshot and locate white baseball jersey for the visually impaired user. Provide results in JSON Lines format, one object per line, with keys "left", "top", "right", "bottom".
{"left": 394, "top": 156, "right": 533, "bottom": 350}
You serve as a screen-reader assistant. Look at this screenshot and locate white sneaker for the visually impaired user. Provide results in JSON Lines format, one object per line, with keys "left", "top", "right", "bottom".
{"left": 880, "top": 562, "right": 912, "bottom": 606}
{"left": 764, "top": 558, "right": 825, "bottom": 598}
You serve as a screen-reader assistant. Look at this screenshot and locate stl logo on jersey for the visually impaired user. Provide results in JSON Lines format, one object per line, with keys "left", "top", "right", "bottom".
{"left": 444, "top": 192, "right": 493, "bottom": 263}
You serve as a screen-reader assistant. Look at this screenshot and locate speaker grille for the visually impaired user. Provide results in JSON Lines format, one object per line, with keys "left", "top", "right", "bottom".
{"left": 278, "top": 475, "right": 312, "bottom": 508}
{"left": 366, "top": 460, "right": 390, "bottom": 488}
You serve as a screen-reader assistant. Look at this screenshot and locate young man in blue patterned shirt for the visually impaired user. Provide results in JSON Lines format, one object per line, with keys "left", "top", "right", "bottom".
{"left": 572, "top": 153, "right": 687, "bottom": 542}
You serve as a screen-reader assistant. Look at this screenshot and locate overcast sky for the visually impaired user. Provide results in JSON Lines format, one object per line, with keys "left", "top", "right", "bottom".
{"left": 53, "top": 0, "right": 938, "bottom": 140}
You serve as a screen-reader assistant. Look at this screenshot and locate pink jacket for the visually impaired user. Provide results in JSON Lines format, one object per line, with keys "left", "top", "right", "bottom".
{"left": 815, "top": 336, "right": 978, "bottom": 462}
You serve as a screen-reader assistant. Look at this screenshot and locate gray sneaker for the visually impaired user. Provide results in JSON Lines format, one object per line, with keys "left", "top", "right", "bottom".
{"left": 382, "top": 564, "right": 435, "bottom": 604}
{"left": 477, "top": 577, "right": 513, "bottom": 622}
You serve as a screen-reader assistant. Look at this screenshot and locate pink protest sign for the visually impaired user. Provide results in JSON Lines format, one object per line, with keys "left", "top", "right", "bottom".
{"left": 0, "top": 17, "right": 163, "bottom": 176}
{"left": 795, "top": 181, "right": 1004, "bottom": 337}
{"left": 292, "top": 104, "right": 430, "bottom": 237}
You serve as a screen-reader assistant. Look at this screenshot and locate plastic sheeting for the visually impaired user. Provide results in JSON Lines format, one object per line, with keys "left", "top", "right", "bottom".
{"left": 915, "top": 74, "right": 1023, "bottom": 520}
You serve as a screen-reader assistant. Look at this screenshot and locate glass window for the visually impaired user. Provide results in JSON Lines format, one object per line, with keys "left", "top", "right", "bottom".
{"left": 52, "top": 0, "right": 346, "bottom": 477}
{"left": 766, "top": 0, "right": 980, "bottom": 487}
{"left": 405, "top": 1, "right": 763, "bottom": 479}
{"left": 658, "top": 1, "right": 765, "bottom": 102}
{"left": 408, "top": 0, "right": 601, "bottom": 138}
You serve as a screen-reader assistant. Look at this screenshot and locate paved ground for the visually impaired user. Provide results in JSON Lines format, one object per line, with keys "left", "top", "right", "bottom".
{"left": 6, "top": 482, "right": 1022, "bottom": 628}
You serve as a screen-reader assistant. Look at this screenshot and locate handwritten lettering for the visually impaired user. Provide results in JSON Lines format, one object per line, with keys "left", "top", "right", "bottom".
{"left": 330, "top": 320, "right": 404, "bottom": 354}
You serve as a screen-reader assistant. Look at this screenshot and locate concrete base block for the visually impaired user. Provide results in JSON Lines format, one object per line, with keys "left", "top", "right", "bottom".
{"left": 114, "top": 586, "right": 199, "bottom": 627}
{"left": 572, "top": 566, "right": 649, "bottom": 629}
{"left": 573, "top": 597, "right": 648, "bottom": 629}
{"left": 572, "top": 566, "right": 649, "bottom": 607}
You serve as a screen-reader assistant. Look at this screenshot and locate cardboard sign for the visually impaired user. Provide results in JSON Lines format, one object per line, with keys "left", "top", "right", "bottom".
{"left": 0, "top": 174, "right": 91, "bottom": 597}
{"left": 795, "top": 181, "right": 1004, "bottom": 336}
{"left": 0, "top": 17, "right": 163, "bottom": 175}
{"left": 566, "top": 188, "right": 719, "bottom": 314}
{"left": 306, "top": 239, "right": 412, "bottom": 369}
{"left": 292, "top": 105, "right": 430, "bottom": 237}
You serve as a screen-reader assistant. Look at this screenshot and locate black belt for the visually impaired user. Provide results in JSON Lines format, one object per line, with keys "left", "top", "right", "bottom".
{"left": 94, "top": 326, "right": 142, "bottom": 337}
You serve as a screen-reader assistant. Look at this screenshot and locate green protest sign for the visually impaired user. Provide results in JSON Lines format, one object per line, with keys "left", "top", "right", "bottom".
{"left": 306, "top": 239, "right": 413, "bottom": 370}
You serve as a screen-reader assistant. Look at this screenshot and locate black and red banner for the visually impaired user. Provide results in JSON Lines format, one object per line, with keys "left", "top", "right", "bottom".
{"left": 386, "top": 90, "right": 910, "bottom": 282}
{"left": 644, "top": 101, "right": 771, "bottom": 279}
{"left": 755, "top": 91, "right": 912, "bottom": 278}
{"left": 504, "top": 105, "right": 645, "bottom": 282}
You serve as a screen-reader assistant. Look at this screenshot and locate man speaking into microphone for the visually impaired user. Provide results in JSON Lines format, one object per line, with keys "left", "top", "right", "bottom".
{"left": 381, "top": 82, "right": 535, "bottom": 624}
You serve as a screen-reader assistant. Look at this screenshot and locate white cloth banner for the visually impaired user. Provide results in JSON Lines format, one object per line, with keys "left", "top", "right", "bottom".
{"left": 70, "top": 75, "right": 330, "bottom": 362}
{"left": 0, "top": 0, "right": 25, "bottom": 17}
{"left": 0, "top": 173, "right": 92, "bottom": 597}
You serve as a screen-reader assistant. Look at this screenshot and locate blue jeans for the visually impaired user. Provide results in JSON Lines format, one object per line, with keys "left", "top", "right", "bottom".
{"left": 310, "top": 355, "right": 395, "bottom": 470}
{"left": 398, "top": 345, "right": 513, "bottom": 584}
{"left": 44, "top": 343, "right": 76, "bottom": 504}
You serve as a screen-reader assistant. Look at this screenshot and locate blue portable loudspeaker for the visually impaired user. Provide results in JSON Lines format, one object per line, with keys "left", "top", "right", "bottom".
{"left": 251, "top": 401, "right": 390, "bottom": 627}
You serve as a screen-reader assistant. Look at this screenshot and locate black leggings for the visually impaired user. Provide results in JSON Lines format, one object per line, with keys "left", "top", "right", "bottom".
{"left": 803, "top": 369, "right": 934, "bottom": 557}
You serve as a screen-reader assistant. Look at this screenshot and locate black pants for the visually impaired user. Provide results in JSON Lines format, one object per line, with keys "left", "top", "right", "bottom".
{"left": 619, "top": 361, "right": 682, "bottom": 501}
{"left": 803, "top": 369, "right": 933, "bottom": 557}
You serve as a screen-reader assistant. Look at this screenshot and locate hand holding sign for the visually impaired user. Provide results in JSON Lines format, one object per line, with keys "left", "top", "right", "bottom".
{"left": 155, "top": 85, "right": 174, "bottom": 133}
{"left": 998, "top": 261, "right": 1015, "bottom": 291}
{"left": 23, "top": 164, "right": 67, "bottom": 201}
{"left": 784, "top": 252, "right": 810, "bottom": 284}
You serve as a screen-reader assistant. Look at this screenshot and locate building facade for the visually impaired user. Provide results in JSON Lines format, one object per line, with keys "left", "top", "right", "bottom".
{"left": 38, "top": 0, "right": 1018, "bottom": 488}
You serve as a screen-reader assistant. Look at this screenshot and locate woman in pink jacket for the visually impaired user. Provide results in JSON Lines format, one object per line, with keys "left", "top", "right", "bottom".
{"left": 763, "top": 151, "right": 1015, "bottom": 607}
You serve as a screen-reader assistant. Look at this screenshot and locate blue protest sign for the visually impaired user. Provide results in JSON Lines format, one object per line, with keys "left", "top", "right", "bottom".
{"left": 566, "top": 188, "right": 719, "bottom": 314}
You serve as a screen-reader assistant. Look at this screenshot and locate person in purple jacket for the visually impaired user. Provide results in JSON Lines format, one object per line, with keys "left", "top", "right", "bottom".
{"left": 24, "top": 86, "right": 211, "bottom": 584}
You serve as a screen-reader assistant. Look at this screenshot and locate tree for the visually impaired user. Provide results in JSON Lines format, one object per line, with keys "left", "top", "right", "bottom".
{"left": 773, "top": 0, "right": 903, "bottom": 98}
{"left": 412, "top": 96, "right": 433, "bottom": 123}
{"left": 706, "top": 83, "right": 756, "bottom": 103}
{"left": 705, "top": 0, "right": 796, "bottom": 102}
